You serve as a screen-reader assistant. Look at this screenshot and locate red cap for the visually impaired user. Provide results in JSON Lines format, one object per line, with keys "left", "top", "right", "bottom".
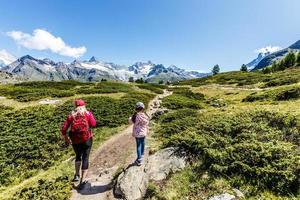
{"left": 74, "top": 99, "right": 86, "bottom": 107}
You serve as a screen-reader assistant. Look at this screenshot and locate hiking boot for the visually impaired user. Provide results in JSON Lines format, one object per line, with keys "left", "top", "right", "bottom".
{"left": 78, "top": 180, "right": 88, "bottom": 190}
{"left": 135, "top": 159, "right": 142, "bottom": 166}
{"left": 72, "top": 175, "right": 80, "bottom": 182}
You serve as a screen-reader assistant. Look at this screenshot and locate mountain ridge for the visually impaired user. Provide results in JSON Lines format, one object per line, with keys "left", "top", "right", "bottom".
{"left": 251, "top": 40, "right": 300, "bottom": 71}
{"left": 0, "top": 55, "right": 209, "bottom": 83}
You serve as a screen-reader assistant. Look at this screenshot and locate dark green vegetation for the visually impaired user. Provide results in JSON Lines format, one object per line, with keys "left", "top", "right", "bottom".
{"left": 152, "top": 108, "right": 300, "bottom": 199}
{"left": 181, "top": 68, "right": 300, "bottom": 88}
{"left": 0, "top": 81, "right": 133, "bottom": 102}
{"left": 262, "top": 51, "right": 300, "bottom": 74}
{"left": 150, "top": 66, "right": 300, "bottom": 199}
{"left": 76, "top": 81, "right": 132, "bottom": 94}
{"left": 243, "top": 85, "right": 300, "bottom": 102}
{"left": 159, "top": 110, "right": 299, "bottom": 194}
{"left": 162, "top": 87, "right": 205, "bottom": 109}
{"left": 12, "top": 176, "right": 71, "bottom": 200}
{"left": 0, "top": 81, "right": 156, "bottom": 200}
{"left": 136, "top": 83, "right": 167, "bottom": 94}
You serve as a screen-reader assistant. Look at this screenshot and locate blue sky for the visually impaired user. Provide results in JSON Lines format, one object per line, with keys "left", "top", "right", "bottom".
{"left": 0, "top": 0, "right": 300, "bottom": 72}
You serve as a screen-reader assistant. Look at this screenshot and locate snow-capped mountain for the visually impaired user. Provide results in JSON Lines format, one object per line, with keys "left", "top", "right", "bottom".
{"left": 251, "top": 40, "right": 300, "bottom": 71}
{"left": 0, "top": 50, "right": 16, "bottom": 68}
{"left": 0, "top": 55, "right": 208, "bottom": 83}
{"left": 246, "top": 51, "right": 271, "bottom": 70}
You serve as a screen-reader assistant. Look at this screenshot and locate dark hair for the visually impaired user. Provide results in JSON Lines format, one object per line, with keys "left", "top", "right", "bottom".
{"left": 136, "top": 107, "right": 144, "bottom": 112}
{"left": 132, "top": 112, "right": 137, "bottom": 123}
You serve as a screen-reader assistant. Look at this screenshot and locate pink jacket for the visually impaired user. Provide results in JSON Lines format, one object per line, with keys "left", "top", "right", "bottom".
{"left": 129, "top": 112, "right": 149, "bottom": 138}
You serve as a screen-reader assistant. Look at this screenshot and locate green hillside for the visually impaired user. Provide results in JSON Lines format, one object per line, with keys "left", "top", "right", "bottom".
{"left": 149, "top": 69, "right": 300, "bottom": 199}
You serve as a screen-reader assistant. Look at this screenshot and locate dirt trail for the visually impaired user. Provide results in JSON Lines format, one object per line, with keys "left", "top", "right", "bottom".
{"left": 71, "top": 90, "right": 172, "bottom": 200}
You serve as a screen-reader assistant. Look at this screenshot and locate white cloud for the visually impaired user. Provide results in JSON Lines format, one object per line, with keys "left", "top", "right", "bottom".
{"left": 7, "top": 29, "right": 86, "bottom": 58}
{"left": 255, "top": 46, "right": 282, "bottom": 54}
{"left": 0, "top": 49, "right": 16, "bottom": 65}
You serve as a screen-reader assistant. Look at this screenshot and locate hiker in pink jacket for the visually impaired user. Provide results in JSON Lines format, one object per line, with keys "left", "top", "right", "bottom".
{"left": 129, "top": 102, "right": 149, "bottom": 166}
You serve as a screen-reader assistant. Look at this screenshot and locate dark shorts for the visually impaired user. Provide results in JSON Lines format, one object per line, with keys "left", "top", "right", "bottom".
{"left": 72, "top": 137, "right": 93, "bottom": 170}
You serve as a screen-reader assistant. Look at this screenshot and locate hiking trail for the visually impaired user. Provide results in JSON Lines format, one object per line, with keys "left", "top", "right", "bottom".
{"left": 71, "top": 89, "right": 172, "bottom": 200}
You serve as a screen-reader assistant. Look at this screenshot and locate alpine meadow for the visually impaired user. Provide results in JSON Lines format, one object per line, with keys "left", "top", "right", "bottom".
{"left": 0, "top": 1, "right": 300, "bottom": 200}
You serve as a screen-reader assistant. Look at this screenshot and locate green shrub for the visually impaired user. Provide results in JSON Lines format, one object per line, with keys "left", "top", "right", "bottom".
{"left": 180, "top": 68, "right": 300, "bottom": 88}
{"left": 162, "top": 94, "right": 204, "bottom": 109}
{"left": 243, "top": 86, "right": 300, "bottom": 102}
{"left": 76, "top": 81, "right": 132, "bottom": 94}
{"left": 11, "top": 176, "right": 71, "bottom": 200}
{"left": 172, "top": 87, "right": 205, "bottom": 100}
{"left": 161, "top": 110, "right": 300, "bottom": 195}
{"left": 136, "top": 84, "right": 167, "bottom": 94}
{"left": 162, "top": 87, "right": 205, "bottom": 109}
{"left": 158, "top": 109, "right": 199, "bottom": 138}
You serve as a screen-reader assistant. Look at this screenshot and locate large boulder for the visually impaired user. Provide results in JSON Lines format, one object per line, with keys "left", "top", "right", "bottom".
{"left": 114, "top": 147, "right": 186, "bottom": 199}
{"left": 114, "top": 165, "right": 149, "bottom": 200}
{"left": 146, "top": 147, "right": 186, "bottom": 181}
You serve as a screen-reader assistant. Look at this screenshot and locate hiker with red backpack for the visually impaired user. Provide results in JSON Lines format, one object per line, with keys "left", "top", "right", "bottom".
{"left": 129, "top": 102, "right": 150, "bottom": 166}
{"left": 61, "top": 99, "right": 96, "bottom": 188}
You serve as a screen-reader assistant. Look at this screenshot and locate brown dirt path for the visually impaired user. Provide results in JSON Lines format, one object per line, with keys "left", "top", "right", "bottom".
{"left": 71, "top": 90, "right": 172, "bottom": 200}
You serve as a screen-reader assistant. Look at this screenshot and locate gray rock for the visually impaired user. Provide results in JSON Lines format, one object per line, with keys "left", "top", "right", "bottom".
{"left": 233, "top": 188, "right": 244, "bottom": 198}
{"left": 114, "top": 147, "right": 186, "bottom": 199}
{"left": 114, "top": 165, "right": 149, "bottom": 200}
{"left": 209, "top": 193, "right": 236, "bottom": 200}
{"left": 146, "top": 147, "right": 186, "bottom": 181}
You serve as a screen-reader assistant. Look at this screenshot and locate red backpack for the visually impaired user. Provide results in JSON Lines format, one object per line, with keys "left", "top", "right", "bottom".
{"left": 70, "top": 112, "right": 90, "bottom": 144}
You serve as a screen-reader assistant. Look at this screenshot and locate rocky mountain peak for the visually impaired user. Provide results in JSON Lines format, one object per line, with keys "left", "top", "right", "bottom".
{"left": 288, "top": 40, "right": 300, "bottom": 49}
{"left": 89, "top": 56, "right": 98, "bottom": 63}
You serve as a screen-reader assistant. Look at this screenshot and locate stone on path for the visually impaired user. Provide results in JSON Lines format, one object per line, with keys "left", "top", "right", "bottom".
{"left": 146, "top": 147, "right": 186, "bottom": 181}
{"left": 114, "top": 147, "right": 186, "bottom": 200}
{"left": 114, "top": 165, "right": 149, "bottom": 200}
{"left": 209, "top": 193, "right": 236, "bottom": 200}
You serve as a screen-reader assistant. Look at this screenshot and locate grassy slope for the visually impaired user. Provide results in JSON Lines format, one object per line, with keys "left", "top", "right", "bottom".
{"left": 149, "top": 69, "right": 300, "bottom": 200}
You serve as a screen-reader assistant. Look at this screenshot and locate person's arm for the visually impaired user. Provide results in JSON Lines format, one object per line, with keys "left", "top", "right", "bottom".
{"left": 61, "top": 115, "right": 72, "bottom": 145}
{"left": 88, "top": 111, "right": 97, "bottom": 128}
{"left": 128, "top": 116, "right": 133, "bottom": 124}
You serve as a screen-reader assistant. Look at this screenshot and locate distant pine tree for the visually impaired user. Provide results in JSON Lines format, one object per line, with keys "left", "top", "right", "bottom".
{"left": 128, "top": 77, "right": 134, "bottom": 82}
{"left": 283, "top": 52, "right": 296, "bottom": 68}
{"left": 277, "top": 59, "right": 286, "bottom": 71}
{"left": 240, "top": 64, "right": 248, "bottom": 72}
{"left": 297, "top": 52, "right": 300, "bottom": 66}
{"left": 135, "top": 78, "right": 144, "bottom": 83}
{"left": 212, "top": 64, "right": 220, "bottom": 75}
{"left": 262, "top": 66, "right": 272, "bottom": 74}
{"left": 271, "top": 61, "right": 278, "bottom": 72}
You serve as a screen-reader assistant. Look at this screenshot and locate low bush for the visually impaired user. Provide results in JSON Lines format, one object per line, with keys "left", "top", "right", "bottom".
{"left": 157, "top": 109, "right": 199, "bottom": 138}
{"left": 162, "top": 94, "right": 204, "bottom": 109}
{"left": 180, "top": 68, "right": 300, "bottom": 88}
{"left": 11, "top": 176, "right": 71, "bottom": 200}
{"left": 136, "top": 84, "right": 167, "bottom": 94}
{"left": 243, "top": 86, "right": 300, "bottom": 102}
{"left": 160, "top": 110, "right": 300, "bottom": 195}
{"left": 77, "top": 82, "right": 132, "bottom": 94}
{"left": 172, "top": 87, "right": 205, "bottom": 100}
{"left": 162, "top": 87, "right": 205, "bottom": 109}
